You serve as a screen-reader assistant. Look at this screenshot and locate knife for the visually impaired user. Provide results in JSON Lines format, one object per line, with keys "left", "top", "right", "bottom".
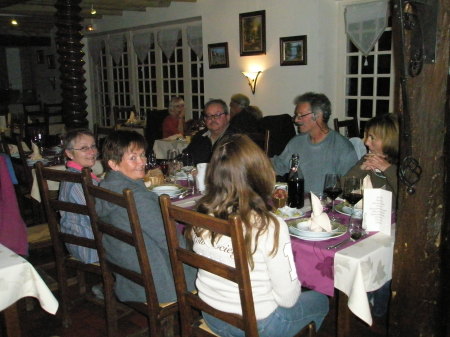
{"left": 327, "top": 237, "right": 351, "bottom": 250}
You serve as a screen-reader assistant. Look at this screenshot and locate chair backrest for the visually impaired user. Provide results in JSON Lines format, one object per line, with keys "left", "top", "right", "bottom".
{"left": 333, "top": 117, "right": 360, "bottom": 138}
{"left": 44, "top": 103, "right": 63, "bottom": 125}
{"left": 81, "top": 169, "right": 170, "bottom": 335}
{"left": 35, "top": 162, "right": 97, "bottom": 259}
{"left": 247, "top": 129, "right": 270, "bottom": 156}
{"left": 0, "top": 132, "right": 11, "bottom": 155}
{"left": 145, "top": 109, "right": 169, "bottom": 150}
{"left": 159, "top": 194, "right": 259, "bottom": 337}
{"left": 93, "top": 123, "right": 114, "bottom": 156}
{"left": 260, "top": 114, "right": 296, "bottom": 157}
{"left": 15, "top": 134, "right": 33, "bottom": 190}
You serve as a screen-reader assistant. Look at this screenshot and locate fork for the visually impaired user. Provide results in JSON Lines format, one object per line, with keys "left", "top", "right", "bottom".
{"left": 326, "top": 238, "right": 351, "bottom": 250}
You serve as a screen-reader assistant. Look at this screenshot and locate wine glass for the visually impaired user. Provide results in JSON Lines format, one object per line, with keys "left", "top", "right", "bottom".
{"left": 181, "top": 152, "right": 195, "bottom": 193}
{"left": 146, "top": 152, "right": 157, "bottom": 171}
{"left": 323, "top": 174, "right": 342, "bottom": 219}
{"left": 342, "top": 176, "right": 364, "bottom": 237}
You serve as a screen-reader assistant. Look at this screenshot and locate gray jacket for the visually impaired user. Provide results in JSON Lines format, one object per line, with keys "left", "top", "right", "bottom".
{"left": 96, "top": 170, "right": 196, "bottom": 303}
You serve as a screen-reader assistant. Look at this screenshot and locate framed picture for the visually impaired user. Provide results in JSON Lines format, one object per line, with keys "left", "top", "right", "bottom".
{"left": 208, "top": 42, "right": 229, "bottom": 69}
{"left": 239, "top": 10, "right": 266, "bottom": 56}
{"left": 280, "top": 35, "right": 307, "bottom": 66}
{"left": 46, "top": 55, "right": 55, "bottom": 69}
{"left": 36, "top": 50, "right": 44, "bottom": 64}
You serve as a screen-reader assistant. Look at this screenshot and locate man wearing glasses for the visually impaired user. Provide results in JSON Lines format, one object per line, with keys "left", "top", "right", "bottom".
{"left": 183, "top": 99, "right": 238, "bottom": 164}
{"left": 271, "top": 92, "right": 358, "bottom": 194}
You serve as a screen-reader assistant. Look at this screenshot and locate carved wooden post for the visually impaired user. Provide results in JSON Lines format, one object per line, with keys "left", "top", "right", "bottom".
{"left": 54, "top": 0, "right": 88, "bottom": 130}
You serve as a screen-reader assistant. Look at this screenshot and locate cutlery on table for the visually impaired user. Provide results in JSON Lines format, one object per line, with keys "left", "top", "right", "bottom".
{"left": 327, "top": 238, "right": 351, "bottom": 250}
{"left": 327, "top": 232, "right": 367, "bottom": 250}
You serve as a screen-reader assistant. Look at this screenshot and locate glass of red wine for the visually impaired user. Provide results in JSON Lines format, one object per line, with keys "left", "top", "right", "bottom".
{"left": 342, "top": 176, "right": 364, "bottom": 237}
{"left": 323, "top": 173, "right": 342, "bottom": 219}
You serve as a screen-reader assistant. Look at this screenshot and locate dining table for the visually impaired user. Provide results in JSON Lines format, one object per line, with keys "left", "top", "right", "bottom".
{"left": 153, "top": 138, "right": 189, "bottom": 159}
{"left": 172, "top": 194, "right": 394, "bottom": 336}
{"left": 0, "top": 243, "right": 59, "bottom": 337}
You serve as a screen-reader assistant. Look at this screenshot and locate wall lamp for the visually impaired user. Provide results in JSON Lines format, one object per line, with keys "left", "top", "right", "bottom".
{"left": 242, "top": 71, "right": 262, "bottom": 95}
{"left": 10, "top": 18, "right": 18, "bottom": 26}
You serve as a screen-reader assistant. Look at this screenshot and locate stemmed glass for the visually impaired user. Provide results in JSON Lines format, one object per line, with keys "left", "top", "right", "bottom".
{"left": 342, "top": 176, "right": 365, "bottom": 239}
{"left": 181, "top": 152, "right": 195, "bottom": 194}
{"left": 323, "top": 174, "right": 342, "bottom": 220}
{"left": 146, "top": 152, "right": 158, "bottom": 171}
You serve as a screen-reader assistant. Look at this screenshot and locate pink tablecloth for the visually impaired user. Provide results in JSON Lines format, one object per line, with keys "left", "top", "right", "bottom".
{"left": 0, "top": 156, "right": 28, "bottom": 255}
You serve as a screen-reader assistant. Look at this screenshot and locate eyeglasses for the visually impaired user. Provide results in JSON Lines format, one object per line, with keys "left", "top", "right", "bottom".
{"left": 293, "top": 112, "right": 315, "bottom": 120}
{"left": 203, "top": 112, "right": 227, "bottom": 121}
{"left": 69, "top": 145, "right": 97, "bottom": 152}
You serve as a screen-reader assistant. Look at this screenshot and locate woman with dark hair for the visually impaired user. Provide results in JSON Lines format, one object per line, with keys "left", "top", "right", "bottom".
{"left": 345, "top": 113, "right": 399, "bottom": 201}
{"left": 60, "top": 128, "right": 100, "bottom": 263}
{"left": 190, "top": 133, "right": 329, "bottom": 337}
{"left": 96, "top": 130, "right": 196, "bottom": 303}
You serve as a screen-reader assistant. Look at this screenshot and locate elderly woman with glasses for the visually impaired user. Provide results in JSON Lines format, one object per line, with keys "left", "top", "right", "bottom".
{"left": 182, "top": 98, "right": 239, "bottom": 165}
{"left": 59, "top": 128, "right": 100, "bottom": 263}
{"left": 162, "top": 96, "right": 186, "bottom": 138}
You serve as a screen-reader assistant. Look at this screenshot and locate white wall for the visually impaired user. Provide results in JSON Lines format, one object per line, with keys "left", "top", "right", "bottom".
{"left": 85, "top": 0, "right": 341, "bottom": 119}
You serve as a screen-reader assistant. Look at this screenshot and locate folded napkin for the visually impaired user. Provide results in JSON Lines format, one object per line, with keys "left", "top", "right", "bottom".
{"left": 355, "top": 175, "right": 373, "bottom": 209}
{"left": 164, "top": 133, "right": 183, "bottom": 141}
{"left": 125, "top": 111, "right": 138, "bottom": 124}
{"left": 29, "top": 142, "right": 43, "bottom": 160}
{"left": 8, "top": 142, "right": 31, "bottom": 154}
{"left": 307, "top": 192, "right": 332, "bottom": 232}
{"left": 196, "top": 163, "right": 208, "bottom": 193}
{"left": 144, "top": 168, "right": 165, "bottom": 187}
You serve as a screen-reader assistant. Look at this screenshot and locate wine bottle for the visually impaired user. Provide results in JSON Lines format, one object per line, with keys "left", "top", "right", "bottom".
{"left": 287, "top": 154, "right": 304, "bottom": 208}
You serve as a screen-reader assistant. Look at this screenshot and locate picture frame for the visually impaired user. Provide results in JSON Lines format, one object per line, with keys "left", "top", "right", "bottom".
{"left": 239, "top": 10, "right": 266, "bottom": 56}
{"left": 36, "top": 50, "right": 44, "bottom": 64}
{"left": 208, "top": 42, "right": 229, "bottom": 69}
{"left": 280, "top": 35, "right": 307, "bottom": 66}
{"left": 46, "top": 55, "right": 55, "bottom": 69}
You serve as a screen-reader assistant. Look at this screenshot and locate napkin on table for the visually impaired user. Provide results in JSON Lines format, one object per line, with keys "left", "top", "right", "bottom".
{"left": 306, "top": 192, "right": 332, "bottom": 232}
{"left": 164, "top": 133, "right": 183, "bottom": 141}
{"left": 144, "top": 168, "right": 165, "bottom": 188}
{"left": 29, "top": 142, "right": 43, "bottom": 160}
{"left": 196, "top": 163, "right": 208, "bottom": 193}
{"left": 8, "top": 142, "right": 31, "bottom": 154}
{"left": 125, "top": 111, "right": 138, "bottom": 124}
{"left": 355, "top": 175, "right": 373, "bottom": 209}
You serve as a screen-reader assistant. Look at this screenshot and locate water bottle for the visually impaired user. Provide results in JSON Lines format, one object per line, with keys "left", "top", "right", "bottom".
{"left": 287, "top": 154, "right": 304, "bottom": 208}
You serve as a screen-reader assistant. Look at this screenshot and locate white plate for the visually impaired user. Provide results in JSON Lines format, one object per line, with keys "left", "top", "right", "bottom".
{"left": 274, "top": 206, "right": 303, "bottom": 220}
{"left": 26, "top": 158, "right": 49, "bottom": 165}
{"left": 335, "top": 202, "right": 363, "bottom": 217}
{"left": 289, "top": 231, "right": 346, "bottom": 242}
{"left": 149, "top": 184, "right": 185, "bottom": 196}
{"left": 289, "top": 221, "right": 346, "bottom": 238}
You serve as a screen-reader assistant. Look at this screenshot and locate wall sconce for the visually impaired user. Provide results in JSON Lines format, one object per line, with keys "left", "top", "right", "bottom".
{"left": 90, "top": 4, "right": 97, "bottom": 15}
{"left": 242, "top": 71, "right": 262, "bottom": 95}
{"left": 10, "top": 18, "right": 18, "bottom": 26}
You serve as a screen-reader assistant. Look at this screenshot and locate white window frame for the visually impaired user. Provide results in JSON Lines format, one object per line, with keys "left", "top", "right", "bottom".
{"left": 335, "top": 0, "right": 395, "bottom": 134}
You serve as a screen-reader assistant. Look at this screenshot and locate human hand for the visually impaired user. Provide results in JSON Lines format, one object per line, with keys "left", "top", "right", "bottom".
{"left": 360, "top": 153, "right": 390, "bottom": 172}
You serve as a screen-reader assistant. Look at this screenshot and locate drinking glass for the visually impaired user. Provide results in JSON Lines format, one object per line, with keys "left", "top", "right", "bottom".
{"left": 181, "top": 152, "right": 195, "bottom": 193}
{"left": 323, "top": 174, "right": 342, "bottom": 219}
{"left": 146, "top": 152, "right": 157, "bottom": 171}
{"left": 343, "top": 176, "right": 363, "bottom": 229}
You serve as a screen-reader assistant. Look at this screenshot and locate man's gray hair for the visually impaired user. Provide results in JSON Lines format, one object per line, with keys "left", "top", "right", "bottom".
{"left": 294, "top": 92, "right": 332, "bottom": 123}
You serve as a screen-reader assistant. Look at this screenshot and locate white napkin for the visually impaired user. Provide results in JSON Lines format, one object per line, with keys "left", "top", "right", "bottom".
{"left": 126, "top": 111, "right": 137, "bottom": 124}
{"left": 7, "top": 141, "right": 31, "bottom": 155}
{"left": 355, "top": 175, "right": 373, "bottom": 209}
{"left": 29, "top": 142, "right": 43, "bottom": 160}
{"left": 307, "top": 192, "right": 332, "bottom": 232}
{"left": 196, "top": 163, "right": 208, "bottom": 193}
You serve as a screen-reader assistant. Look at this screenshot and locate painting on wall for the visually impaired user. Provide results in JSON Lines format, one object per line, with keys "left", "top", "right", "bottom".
{"left": 239, "top": 10, "right": 266, "bottom": 56}
{"left": 208, "top": 42, "right": 229, "bottom": 69}
{"left": 280, "top": 35, "right": 307, "bottom": 66}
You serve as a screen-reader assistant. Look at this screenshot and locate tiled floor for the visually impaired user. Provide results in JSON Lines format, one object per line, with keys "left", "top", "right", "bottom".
{"left": 0, "top": 248, "right": 388, "bottom": 337}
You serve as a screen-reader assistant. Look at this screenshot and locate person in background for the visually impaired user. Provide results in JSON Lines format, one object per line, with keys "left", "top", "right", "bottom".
{"left": 183, "top": 99, "right": 238, "bottom": 165}
{"left": 96, "top": 130, "right": 196, "bottom": 303}
{"left": 60, "top": 129, "right": 100, "bottom": 264}
{"left": 345, "top": 113, "right": 399, "bottom": 205}
{"left": 190, "top": 134, "right": 329, "bottom": 337}
{"left": 272, "top": 92, "right": 357, "bottom": 194}
{"left": 162, "top": 96, "right": 185, "bottom": 138}
{"left": 229, "top": 93, "right": 263, "bottom": 133}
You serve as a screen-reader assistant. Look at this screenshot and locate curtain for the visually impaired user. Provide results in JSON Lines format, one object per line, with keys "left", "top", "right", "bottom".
{"left": 157, "top": 28, "right": 181, "bottom": 59}
{"left": 88, "top": 38, "right": 103, "bottom": 65}
{"left": 133, "top": 32, "right": 154, "bottom": 63}
{"left": 186, "top": 25, "right": 203, "bottom": 59}
{"left": 345, "top": 0, "right": 388, "bottom": 64}
{"left": 108, "top": 34, "right": 125, "bottom": 64}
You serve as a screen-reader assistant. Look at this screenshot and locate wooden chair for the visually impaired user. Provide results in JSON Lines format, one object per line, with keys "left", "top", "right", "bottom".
{"left": 333, "top": 117, "right": 360, "bottom": 138}
{"left": 113, "top": 106, "right": 136, "bottom": 130}
{"left": 145, "top": 108, "right": 169, "bottom": 151}
{"left": 159, "top": 194, "right": 316, "bottom": 337}
{"left": 81, "top": 169, "right": 179, "bottom": 337}
{"left": 248, "top": 129, "right": 270, "bottom": 156}
{"left": 260, "top": 114, "right": 296, "bottom": 157}
{"left": 43, "top": 102, "right": 64, "bottom": 135}
{"left": 35, "top": 162, "right": 102, "bottom": 328}
{"left": 93, "top": 123, "right": 114, "bottom": 157}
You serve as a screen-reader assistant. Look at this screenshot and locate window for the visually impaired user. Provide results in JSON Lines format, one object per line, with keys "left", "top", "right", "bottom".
{"left": 90, "top": 20, "right": 204, "bottom": 127}
{"left": 337, "top": 2, "right": 395, "bottom": 135}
